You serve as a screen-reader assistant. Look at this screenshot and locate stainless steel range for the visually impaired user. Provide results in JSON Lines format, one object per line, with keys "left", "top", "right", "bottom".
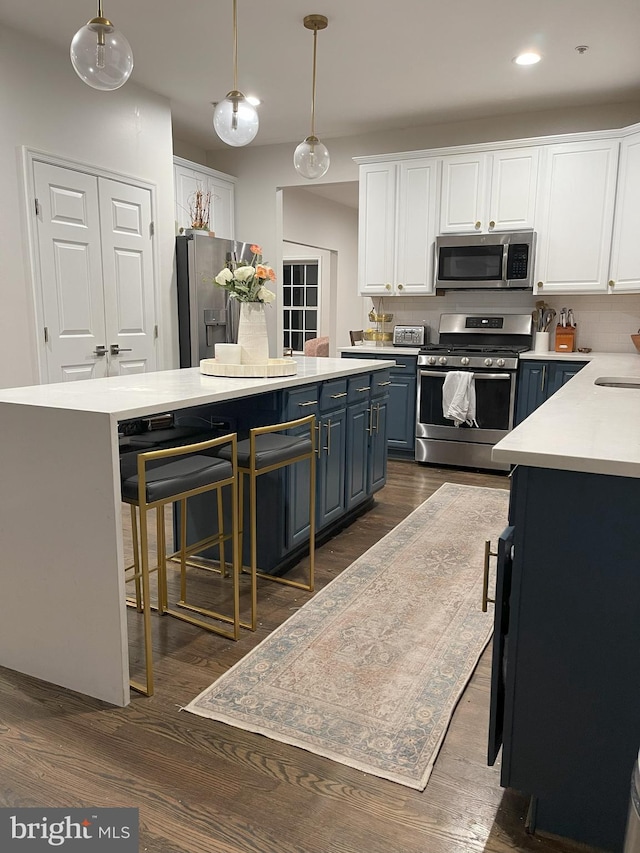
{"left": 415, "top": 313, "right": 532, "bottom": 471}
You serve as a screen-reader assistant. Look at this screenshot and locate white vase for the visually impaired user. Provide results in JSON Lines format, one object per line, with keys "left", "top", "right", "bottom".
{"left": 237, "top": 302, "right": 269, "bottom": 365}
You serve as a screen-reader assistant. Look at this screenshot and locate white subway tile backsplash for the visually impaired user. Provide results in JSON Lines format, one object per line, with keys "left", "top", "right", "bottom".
{"left": 365, "top": 292, "right": 640, "bottom": 350}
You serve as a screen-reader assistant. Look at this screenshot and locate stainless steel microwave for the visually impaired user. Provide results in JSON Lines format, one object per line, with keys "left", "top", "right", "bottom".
{"left": 434, "top": 230, "right": 536, "bottom": 291}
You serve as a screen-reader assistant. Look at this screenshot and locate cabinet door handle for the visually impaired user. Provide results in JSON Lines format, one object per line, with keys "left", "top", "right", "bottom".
{"left": 475, "top": 221, "right": 482, "bottom": 230}
{"left": 537, "top": 281, "right": 544, "bottom": 288}
{"left": 540, "top": 364, "right": 546, "bottom": 393}
{"left": 325, "top": 419, "right": 332, "bottom": 455}
{"left": 330, "top": 392, "right": 347, "bottom": 399}
{"left": 385, "top": 283, "right": 392, "bottom": 291}
{"left": 375, "top": 402, "right": 380, "bottom": 433}
{"left": 298, "top": 400, "right": 318, "bottom": 407}
{"left": 609, "top": 279, "right": 615, "bottom": 288}
{"left": 397, "top": 284, "right": 404, "bottom": 291}
{"left": 489, "top": 220, "right": 496, "bottom": 229}
{"left": 367, "top": 405, "right": 374, "bottom": 435}
{"left": 314, "top": 422, "right": 321, "bottom": 456}
{"left": 482, "top": 540, "right": 498, "bottom": 612}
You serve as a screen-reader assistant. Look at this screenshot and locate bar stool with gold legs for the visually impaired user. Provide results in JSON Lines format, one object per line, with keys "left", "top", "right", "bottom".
{"left": 219, "top": 414, "right": 316, "bottom": 631}
{"left": 121, "top": 433, "right": 240, "bottom": 696}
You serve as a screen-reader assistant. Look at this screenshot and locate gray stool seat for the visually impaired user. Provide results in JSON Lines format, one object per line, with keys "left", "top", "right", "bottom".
{"left": 121, "top": 456, "right": 233, "bottom": 503}
{"left": 220, "top": 434, "right": 312, "bottom": 470}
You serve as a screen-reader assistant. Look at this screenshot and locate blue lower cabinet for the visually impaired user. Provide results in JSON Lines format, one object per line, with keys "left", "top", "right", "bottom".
{"left": 345, "top": 398, "right": 370, "bottom": 509}
{"left": 516, "top": 359, "right": 586, "bottom": 424}
{"left": 369, "top": 396, "right": 388, "bottom": 491}
{"left": 317, "top": 407, "right": 347, "bottom": 529}
{"left": 341, "top": 352, "right": 416, "bottom": 454}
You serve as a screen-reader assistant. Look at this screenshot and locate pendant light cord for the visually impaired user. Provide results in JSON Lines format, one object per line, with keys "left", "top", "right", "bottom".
{"left": 310, "top": 26, "right": 318, "bottom": 138}
{"left": 232, "top": 0, "right": 238, "bottom": 92}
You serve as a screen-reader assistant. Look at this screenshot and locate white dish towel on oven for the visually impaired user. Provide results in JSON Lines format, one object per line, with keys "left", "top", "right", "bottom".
{"left": 442, "top": 371, "right": 478, "bottom": 427}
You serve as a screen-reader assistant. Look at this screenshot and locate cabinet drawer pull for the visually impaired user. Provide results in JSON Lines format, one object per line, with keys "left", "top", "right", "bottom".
{"left": 482, "top": 540, "right": 498, "bottom": 612}
{"left": 325, "top": 419, "right": 332, "bottom": 455}
{"left": 357, "top": 386, "right": 371, "bottom": 392}
{"left": 298, "top": 400, "right": 318, "bottom": 407}
{"left": 330, "top": 392, "right": 347, "bottom": 399}
{"left": 378, "top": 380, "right": 392, "bottom": 387}
{"left": 393, "top": 364, "right": 407, "bottom": 368}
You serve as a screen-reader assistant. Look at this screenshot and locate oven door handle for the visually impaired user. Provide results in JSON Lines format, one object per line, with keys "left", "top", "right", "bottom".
{"left": 419, "top": 369, "right": 512, "bottom": 381}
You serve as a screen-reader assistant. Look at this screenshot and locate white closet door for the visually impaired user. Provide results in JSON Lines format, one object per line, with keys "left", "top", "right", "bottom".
{"left": 99, "top": 179, "right": 157, "bottom": 375}
{"left": 34, "top": 161, "right": 108, "bottom": 382}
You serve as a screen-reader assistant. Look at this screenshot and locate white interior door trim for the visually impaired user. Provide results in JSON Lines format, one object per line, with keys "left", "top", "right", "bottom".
{"left": 21, "top": 147, "right": 162, "bottom": 383}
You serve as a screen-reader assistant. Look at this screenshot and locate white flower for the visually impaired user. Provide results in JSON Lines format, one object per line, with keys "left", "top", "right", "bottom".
{"left": 258, "top": 286, "right": 276, "bottom": 303}
{"left": 214, "top": 268, "right": 233, "bottom": 286}
{"left": 234, "top": 265, "right": 255, "bottom": 282}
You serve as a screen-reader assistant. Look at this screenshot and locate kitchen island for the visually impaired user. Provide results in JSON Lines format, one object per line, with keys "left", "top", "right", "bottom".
{"left": 0, "top": 357, "right": 393, "bottom": 707}
{"left": 490, "top": 352, "right": 640, "bottom": 851}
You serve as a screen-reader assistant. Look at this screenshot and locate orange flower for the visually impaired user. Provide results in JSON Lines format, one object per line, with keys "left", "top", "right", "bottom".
{"left": 257, "top": 264, "right": 276, "bottom": 281}
{"left": 250, "top": 244, "right": 262, "bottom": 255}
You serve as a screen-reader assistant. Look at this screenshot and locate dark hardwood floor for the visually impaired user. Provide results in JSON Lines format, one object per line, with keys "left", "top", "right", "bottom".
{"left": 0, "top": 461, "right": 602, "bottom": 852}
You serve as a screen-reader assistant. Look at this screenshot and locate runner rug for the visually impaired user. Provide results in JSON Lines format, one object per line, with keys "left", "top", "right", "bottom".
{"left": 184, "top": 482, "right": 509, "bottom": 790}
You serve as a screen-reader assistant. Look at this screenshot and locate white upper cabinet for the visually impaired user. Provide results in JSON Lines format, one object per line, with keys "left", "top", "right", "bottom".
{"left": 609, "top": 130, "right": 640, "bottom": 294}
{"left": 358, "top": 158, "right": 438, "bottom": 296}
{"left": 173, "top": 156, "right": 236, "bottom": 240}
{"left": 535, "top": 139, "right": 619, "bottom": 294}
{"left": 439, "top": 148, "right": 540, "bottom": 234}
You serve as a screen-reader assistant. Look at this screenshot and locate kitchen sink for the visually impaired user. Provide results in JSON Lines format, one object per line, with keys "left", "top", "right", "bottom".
{"left": 594, "top": 376, "right": 640, "bottom": 389}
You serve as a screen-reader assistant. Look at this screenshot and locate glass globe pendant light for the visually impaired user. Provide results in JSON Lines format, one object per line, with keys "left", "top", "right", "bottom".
{"left": 70, "top": 0, "right": 133, "bottom": 91}
{"left": 213, "top": 0, "right": 259, "bottom": 147}
{"left": 294, "top": 14, "right": 330, "bottom": 180}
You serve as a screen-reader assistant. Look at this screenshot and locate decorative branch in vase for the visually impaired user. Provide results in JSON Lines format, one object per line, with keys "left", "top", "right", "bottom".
{"left": 188, "top": 187, "right": 212, "bottom": 231}
{"left": 211, "top": 245, "right": 276, "bottom": 364}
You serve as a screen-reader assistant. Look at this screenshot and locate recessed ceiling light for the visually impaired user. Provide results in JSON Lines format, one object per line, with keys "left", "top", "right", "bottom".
{"left": 246, "top": 95, "right": 261, "bottom": 107}
{"left": 513, "top": 52, "right": 542, "bottom": 66}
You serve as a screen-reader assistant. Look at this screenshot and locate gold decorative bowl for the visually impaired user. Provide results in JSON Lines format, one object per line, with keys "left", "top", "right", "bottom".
{"left": 631, "top": 334, "right": 640, "bottom": 353}
{"left": 368, "top": 311, "right": 393, "bottom": 323}
{"left": 364, "top": 329, "right": 393, "bottom": 342}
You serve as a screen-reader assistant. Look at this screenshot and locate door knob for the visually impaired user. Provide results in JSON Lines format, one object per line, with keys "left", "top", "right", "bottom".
{"left": 110, "top": 344, "right": 133, "bottom": 355}
{"left": 92, "top": 345, "right": 107, "bottom": 356}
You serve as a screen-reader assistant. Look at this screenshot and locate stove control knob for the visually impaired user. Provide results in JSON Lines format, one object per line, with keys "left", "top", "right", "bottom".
{"left": 496, "top": 358, "right": 506, "bottom": 368}
{"left": 427, "top": 356, "right": 436, "bottom": 365}
{"left": 484, "top": 358, "right": 493, "bottom": 367}
{"left": 460, "top": 357, "right": 470, "bottom": 366}
{"left": 438, "top": 356, "right": 448, "bottom": 365}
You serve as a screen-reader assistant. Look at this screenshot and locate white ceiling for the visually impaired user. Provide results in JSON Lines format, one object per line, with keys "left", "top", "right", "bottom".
{"left": 1, "top": 0, "right": 639, "bottom": 154}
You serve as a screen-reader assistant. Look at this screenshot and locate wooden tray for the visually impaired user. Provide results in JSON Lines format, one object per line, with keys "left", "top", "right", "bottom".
{"left": 200, "top": 358, "right": 297, "bottom": 378}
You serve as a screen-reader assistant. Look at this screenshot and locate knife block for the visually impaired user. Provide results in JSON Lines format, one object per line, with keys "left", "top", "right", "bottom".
{"left": 555, "top": 325, "right": 576, "bottom": 353}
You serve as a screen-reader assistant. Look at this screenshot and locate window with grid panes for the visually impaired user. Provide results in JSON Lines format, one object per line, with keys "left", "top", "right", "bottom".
{"left": 282, "top": 261, "right": 319, "bottom": 352}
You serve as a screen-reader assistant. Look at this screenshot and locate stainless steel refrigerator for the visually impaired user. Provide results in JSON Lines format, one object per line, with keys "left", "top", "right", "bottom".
{"left": 175, "top": 231, "right": 257, "bottom": 367}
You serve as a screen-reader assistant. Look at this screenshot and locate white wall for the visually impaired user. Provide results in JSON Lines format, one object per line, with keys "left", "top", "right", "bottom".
{"left": 0, "top": 24, "right": 177, "bottom": 389}
{"left": 282, "top": 188, "right": 359, "bottom": 352}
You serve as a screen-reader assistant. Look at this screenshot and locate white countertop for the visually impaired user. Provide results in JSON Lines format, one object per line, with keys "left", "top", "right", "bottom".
{"left": 0, "top": 357, "right": 394, "bottom": 420}
{"left": 338, "top": 345, "right": 421, "bottom": 356}
{"left": 493, "top": 352, "right": 640, "bottom": 477}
